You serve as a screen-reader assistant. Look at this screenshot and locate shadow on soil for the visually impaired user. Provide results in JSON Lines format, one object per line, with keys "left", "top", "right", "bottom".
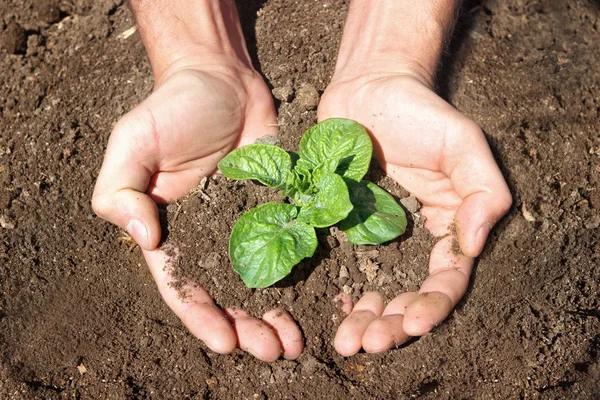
{"left": 236, "top": 0, "right": 270, "bottom": 75}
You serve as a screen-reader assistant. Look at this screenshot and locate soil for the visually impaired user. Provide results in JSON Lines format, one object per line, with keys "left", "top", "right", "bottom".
{"left": 1, "top": 0, "right": 599, "bottom": 398}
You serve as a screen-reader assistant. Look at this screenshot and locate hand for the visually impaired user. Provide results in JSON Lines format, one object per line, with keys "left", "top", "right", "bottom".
{"left": 92, "top": 62, "right": 303, "bottom": 361}
{"left": 319, "top": 69, "right": 512, "bottom": 356}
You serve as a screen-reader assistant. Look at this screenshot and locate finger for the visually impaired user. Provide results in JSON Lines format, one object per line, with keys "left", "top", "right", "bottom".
{"left": 455, "top": 190, "right": 512, "bottom": 257}
{"left": 225, "top": 308, "right": 282, "bottom": 362}
{"left": 444, "top": 121, "right": 512, "bottom": 257}
{"left": 92, "top": 110, "right": 162, "bottom": 250}
{"left": 385, "top": 167, "right": 463, "bottom": 208}
{"left": 262, "top": 308, "right": 304, "bottom": 360}
{"left": 237, "top": 77, "right": 279, "bottom": 147}
{"left": 333, "top": 292, "right": 354, "bottom": 316}
{"left": 148, "top": 167, "right": 216, "bottom": 203}
{"left": 382, "top": 292, "right": 419, "bottom": 316}
{"left": 403, "top": 236, "right": 474, "bottom": 336}
{"left": 142, "top": 247, "right": 237, "bottom": 354}
{"left": 361, "top": 292, "right": 417, "bottom": 353}
{"left": 334, "top": 292, "right": 384, "bottom": 357}
{"left": 362, "top": 315, "right": 411, "bottom": 353}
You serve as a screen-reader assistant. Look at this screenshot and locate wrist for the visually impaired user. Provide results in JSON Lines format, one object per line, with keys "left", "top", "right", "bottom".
{"left": 131, "top": 0, "right": 255, "bottom": 84}
{"left": 332, "top": 0, "right": 459, "bottom": 88}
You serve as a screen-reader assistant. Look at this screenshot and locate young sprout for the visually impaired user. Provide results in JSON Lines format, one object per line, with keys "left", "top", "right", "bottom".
{"left": 218, "top": 118, "right": 407, "bottom": 288}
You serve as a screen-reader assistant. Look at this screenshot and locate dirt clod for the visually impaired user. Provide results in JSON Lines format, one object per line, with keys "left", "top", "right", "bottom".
{"left": 272, "top": 85, "right": 295, "bottom": 102}
{"left": 37, "top": 0, "right": 62, "bottom": 24}
{"left": 295, "top": 84, "right": 320, "bottom": 110}
{"left": 400, "top": 196, "right": 420, "bottom": 214}
{"left": 1, "top": 21, "right": 27, "bottom": 54}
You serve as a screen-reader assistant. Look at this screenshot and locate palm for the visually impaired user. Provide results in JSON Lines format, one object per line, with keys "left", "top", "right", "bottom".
{"left": 94, "top": 67, "right": 304, "bottom": 361}
{"left": 125, "top": 69, "right": 277, "bottom": 203}
{"left": 322, "top": 76, "right": 463, "bottom": 208}
{"left": 319, "top": 74, "right": 511, "bottom": 355}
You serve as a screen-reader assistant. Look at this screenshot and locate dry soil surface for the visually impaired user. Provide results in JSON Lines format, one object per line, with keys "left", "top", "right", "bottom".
{"left": 1, "top": 0, "right": 599, "bottom": 399}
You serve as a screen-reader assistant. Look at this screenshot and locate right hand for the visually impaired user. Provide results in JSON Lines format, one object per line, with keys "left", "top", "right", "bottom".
{"left": 92, "top": 62, "right": 304, "bottom": 362}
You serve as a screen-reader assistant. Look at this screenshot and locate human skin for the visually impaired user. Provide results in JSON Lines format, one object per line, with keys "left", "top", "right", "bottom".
{"left": 318, "top": 0, "right": 513, "bottom": 355}
{"left": 93, "top": 0, "right": 512, "bottom": 360}
{"left": 92, "top": 0, "right": 303, "bottom": 361}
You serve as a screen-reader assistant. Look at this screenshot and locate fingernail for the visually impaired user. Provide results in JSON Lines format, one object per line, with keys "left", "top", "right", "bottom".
{"left": 475, "top": 222, "right": 492, "bottom": 254}
{"left": 126, "top": 218, "right": 148, "bottom": 249}
{"left": 245, "top": 348, "right": 262, "bottom": 359}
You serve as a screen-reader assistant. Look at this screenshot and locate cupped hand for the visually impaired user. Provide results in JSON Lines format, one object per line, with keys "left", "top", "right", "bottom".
{"left": 92, "top": 64, "right": 303, "bottom": 361}
{"left": 319, "top": 71, "right": 512, "bottom": 356}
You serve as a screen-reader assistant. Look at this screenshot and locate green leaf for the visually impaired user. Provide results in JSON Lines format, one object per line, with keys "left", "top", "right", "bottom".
{"left": 311, "top": 157, "right": 341, "bottom": 184}
{"left": 339, "top": 181, "right": 407, "bottom": 245}
{"left": 297, "top": 172, "right": 353, "bottom": 228}
{"left": 229, "top": 203, "right": 317, "bottom": 288}
{"left": 284, "top": 165, "right": 315, "bottom": 207}
{"left": 293, "top": 165, "right": 313, "bottom": 194}
{"left": 218, "top": 144, "right": 292, "bottom": 189}
{"left": 298, "top": 118, "right": 372, "bottom": 182}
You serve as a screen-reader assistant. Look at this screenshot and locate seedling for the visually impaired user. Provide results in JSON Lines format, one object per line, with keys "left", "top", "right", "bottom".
{"left": 218, "top": 118, "right": 407, "bottom": 288}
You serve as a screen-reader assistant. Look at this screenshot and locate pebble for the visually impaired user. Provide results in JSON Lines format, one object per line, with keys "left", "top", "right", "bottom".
{"left": 584, "top": 215, "right": 600, "bottom": 229}
{"left": 0, "top": 215, "right": 15, "bottom": 229}
{"left": 295, "top": 84, "right": 320, "bottom": 110}
{"left": 254, "top": 135, "right": 281, "bottom": 146}
{"left": 339, "top": 265, "right": 349, "bottom": 280}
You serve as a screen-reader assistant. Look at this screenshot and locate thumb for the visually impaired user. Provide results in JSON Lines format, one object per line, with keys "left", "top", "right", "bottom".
{"left": 92, "top": 109, "right": 162, "bottom": 250}
{"left": 455, "top": 190, "right": 512, "bottom": 257}
{"left": 446, "top": 123, "right": 513, "bottom": 258}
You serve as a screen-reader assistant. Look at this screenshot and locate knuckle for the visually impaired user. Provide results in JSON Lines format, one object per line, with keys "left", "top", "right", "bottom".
{"left": 91, "top": 193, "right": 113, "bottom": 219}
{"left": 499, "top": 191, "right": 514, "bottom": 213}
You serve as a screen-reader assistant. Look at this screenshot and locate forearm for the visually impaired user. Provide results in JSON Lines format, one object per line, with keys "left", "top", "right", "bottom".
{"left": 335, "top": 0, "right": 460, "bottom": 86}
{"left": 130, "top": 0, "right": 252, "bottom": 82}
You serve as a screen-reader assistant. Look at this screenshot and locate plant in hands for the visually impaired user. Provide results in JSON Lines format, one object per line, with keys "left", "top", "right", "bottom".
{"left": 218, "top": 118, "right": 407, "bottom": 288}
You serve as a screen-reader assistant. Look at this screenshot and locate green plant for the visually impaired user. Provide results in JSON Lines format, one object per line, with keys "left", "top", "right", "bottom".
{"left": 218, "top": 118, "right": 407, "bottom": 288}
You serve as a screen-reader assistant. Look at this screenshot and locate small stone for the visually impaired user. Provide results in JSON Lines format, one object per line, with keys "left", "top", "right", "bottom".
{"left": 584, "top": 215, "right": 600, "bottom": 230}
{"left": 272, "top": 86, "right": 295, "bottom": 103}
{"left": 400, "top": 196, "right": 420, "bottom": 214}
{"left": 254, "top": 134, "right": 281, "bottom": 146}
{"left": 342, "top": 285, "right": 352, "bottom": 294}
{"left": 339, "top": 265, "right": 349, "bottom": 280}
{"left": 77, "top": 364, "right": 87, "bottom": 375}
{"left": 1, "top": 22, "right": 27, "bottom": 54}
{"left": 296, "top": 84, "right": 320, "bottom": 110}
{"left": 521, "top": 203, "right": 536, "bottom": 222}
{"left": 205, "top": 377, "right": 218, "bottom": 386}
{"left": 0, "top": 215, "right": 15, "bottom": 229}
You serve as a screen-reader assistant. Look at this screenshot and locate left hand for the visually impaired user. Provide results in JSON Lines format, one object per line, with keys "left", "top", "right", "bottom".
{"left": 318, "top": 69, "right": 512, "bottom": 356}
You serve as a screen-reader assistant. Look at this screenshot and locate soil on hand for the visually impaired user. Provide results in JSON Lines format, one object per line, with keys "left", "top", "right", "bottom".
{"left": 1, "top": 0, "right": 599, "bottom": 398}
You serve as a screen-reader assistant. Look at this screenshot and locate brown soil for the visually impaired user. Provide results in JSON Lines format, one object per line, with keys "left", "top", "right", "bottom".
{"left": 1, "top": 0, "right": 599, "bottom": 398}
